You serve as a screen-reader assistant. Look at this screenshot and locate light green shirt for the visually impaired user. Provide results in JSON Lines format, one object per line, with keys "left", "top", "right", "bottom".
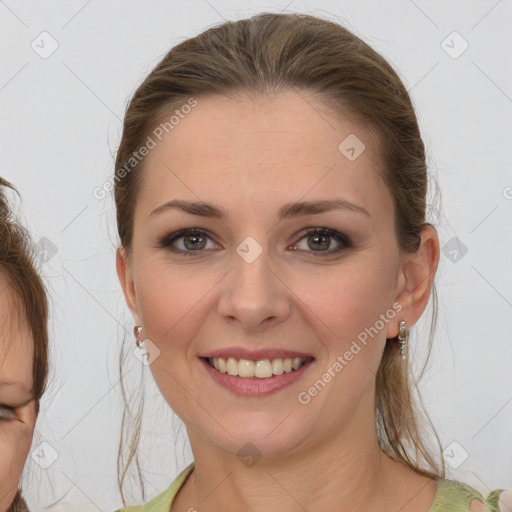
{"left": 116, "top": 462, "right": 504, "bottom": 511}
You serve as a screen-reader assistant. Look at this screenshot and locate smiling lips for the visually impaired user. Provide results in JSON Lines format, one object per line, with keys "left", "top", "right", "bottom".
{"left": 200, "top": 355, "right": 315, "bottom": 396}
{"left": 199, "top": 347, "right": 314, "bottom": 380}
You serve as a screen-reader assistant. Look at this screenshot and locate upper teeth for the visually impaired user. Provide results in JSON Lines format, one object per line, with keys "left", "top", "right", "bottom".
{"left": 209, "top": 357, "right": 309, "bottom": 379}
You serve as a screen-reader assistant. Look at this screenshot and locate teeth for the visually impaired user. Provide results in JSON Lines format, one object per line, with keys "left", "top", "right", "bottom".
{"left": 207, "top": 356, "right": 309, "bottom": 379}
{"left": 226, "top": 357, "right": 238, "bottom": 376}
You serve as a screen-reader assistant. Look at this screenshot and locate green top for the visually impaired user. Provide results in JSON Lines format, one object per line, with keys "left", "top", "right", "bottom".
{"left": 116, "top": 462, "right": 504, "bottom": 512}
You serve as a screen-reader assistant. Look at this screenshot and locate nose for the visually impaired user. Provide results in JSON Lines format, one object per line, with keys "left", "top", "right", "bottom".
{"left": 217, "top": 245, "right": 291, "bottom": 332}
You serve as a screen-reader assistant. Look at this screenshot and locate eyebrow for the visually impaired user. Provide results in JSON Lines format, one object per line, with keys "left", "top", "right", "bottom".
{"left": 150, "top": 198, "right": 370, "bottom": 219}
{"left": 0, "top": 382, "right": 28, "bottom": 388}
{"left": 0, "top": 382, "right": 33, "bottom": 394}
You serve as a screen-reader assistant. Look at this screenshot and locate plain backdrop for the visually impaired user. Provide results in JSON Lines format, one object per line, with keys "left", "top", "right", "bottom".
{"left": 1, "top": 1, "right": 511, "bottom": 510}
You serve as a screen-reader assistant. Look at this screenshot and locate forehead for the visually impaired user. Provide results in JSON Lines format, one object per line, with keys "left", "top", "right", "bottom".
{"left": 137, "top": 91, "right": 390, "bottom": 219}
{"left": 0, "top": 275, "right": 34, "bottom": 399}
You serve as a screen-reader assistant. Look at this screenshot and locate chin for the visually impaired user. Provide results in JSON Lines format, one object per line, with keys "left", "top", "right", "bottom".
{"left": 201, "top": 415, "right": 310, "bottom": 461}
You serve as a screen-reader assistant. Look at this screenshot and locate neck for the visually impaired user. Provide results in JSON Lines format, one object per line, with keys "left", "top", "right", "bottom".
{"left": 180, "top": 396, "right": 406, "bottom": 512}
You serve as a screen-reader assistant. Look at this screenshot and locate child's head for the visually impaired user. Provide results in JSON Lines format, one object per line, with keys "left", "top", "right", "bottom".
{"left": 0, "top": 177, "right": 49, "bottom": 512}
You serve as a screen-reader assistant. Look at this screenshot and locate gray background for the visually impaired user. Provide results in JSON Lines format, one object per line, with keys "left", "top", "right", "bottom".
{"left": 1, "top": 0, "right": 511, "bottom": 510}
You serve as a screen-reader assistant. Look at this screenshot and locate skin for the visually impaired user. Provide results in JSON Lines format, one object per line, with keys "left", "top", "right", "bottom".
{"left": 0, "top": 276, "right": 36, "bottom": 512}
{"left": 117, "top": 90, "right": 442, "bottom": 512}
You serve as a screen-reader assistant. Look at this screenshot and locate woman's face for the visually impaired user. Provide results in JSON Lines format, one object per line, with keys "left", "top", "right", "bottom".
{"left": 0, "top": 278, "right": 36, "bottom": 512}
{"left": 118, "top": 91, "right": 415, "bottom": 459}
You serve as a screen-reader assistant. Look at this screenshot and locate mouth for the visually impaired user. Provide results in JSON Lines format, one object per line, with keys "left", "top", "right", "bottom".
{"left": 200, "top": 356, "right": 314, "bottom": 379}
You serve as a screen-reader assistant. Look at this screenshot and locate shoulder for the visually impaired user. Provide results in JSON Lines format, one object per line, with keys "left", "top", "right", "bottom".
{"left": 112, "top": 462, "right": 195, "bottom": 512}
{"left": 496, "top": 489, "right": 512, "bottom": 512}
{"left": 431, "top": 479, "right": 505, "bottom": 512}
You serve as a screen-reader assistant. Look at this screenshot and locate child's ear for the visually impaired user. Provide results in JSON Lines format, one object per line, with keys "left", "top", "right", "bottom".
{"left": 386, "top": 225, "right": 440, "bottom": 338}
{"left": 116, "top": 246, "right": 141, "bottom": 325}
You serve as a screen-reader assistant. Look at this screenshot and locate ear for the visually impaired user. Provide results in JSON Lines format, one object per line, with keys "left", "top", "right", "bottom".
{"left": 386, "top": 225, "right": 440, "bottom": 338}
{"left": 116, "top": 246, "right": 141, "bottom": 325}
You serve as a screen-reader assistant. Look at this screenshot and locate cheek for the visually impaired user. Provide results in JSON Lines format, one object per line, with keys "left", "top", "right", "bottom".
{"left": 282, "top": 257, "right": 398, "bottom": 407}
{"left": 0, "top": 427, "right": 32, "bottom": 507}
{"left": 292, "top": 259, "right": 396, "bottom": 339}
{"left": 135, "top": 263, "right": 219, "bottom": 342}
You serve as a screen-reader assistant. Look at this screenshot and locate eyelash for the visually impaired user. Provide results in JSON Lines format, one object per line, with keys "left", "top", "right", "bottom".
{"left": 0, "top": 404, "right": 16, "bottom": 421}
{"left": 158, "top": 227, "right": 352, "bottom": 257}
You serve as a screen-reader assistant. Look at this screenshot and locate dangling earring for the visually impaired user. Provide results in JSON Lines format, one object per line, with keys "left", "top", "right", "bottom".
{"left": 397, "top": 321, "right": 408, "bottom": 360}
{"left": 134, "top": 325, "right": 145, "bottom": 350}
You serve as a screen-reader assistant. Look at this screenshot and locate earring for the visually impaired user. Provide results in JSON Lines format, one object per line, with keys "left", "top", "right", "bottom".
{"left": 134, "top": 325, "right": 145, "bottom": 350}
{"left": 397, "top": 321, "right": 408, "bottom": 360}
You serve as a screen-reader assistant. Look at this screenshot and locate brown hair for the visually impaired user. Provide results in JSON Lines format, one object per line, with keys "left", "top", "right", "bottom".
{"left": 8, "top": 492, "right": 30, "bottom": 512}
{"left": 114, "top": 12, "right": 444, "bottom": 504}
{"left": 0, "top": 178, "right": 49, "bottom": 408}
{"left": 0, "top": 177, "right": 50, "bottom": 510}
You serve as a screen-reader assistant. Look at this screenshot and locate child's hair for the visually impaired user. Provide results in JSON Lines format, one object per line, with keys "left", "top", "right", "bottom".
{"left": 114, "top": 12, "right": 443, "bottom": 504}
{"left": 0, "top": 177, "right": 50, "bottom": 509}
{"left": 7, "top": 492, "right": 30, "bottom": 512}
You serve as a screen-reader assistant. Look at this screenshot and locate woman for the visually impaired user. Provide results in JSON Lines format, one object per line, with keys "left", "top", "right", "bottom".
{"left": 114, "top": 13, "right": 504, "bottom": 511}
{"left": 0, "top": 177, "right": 49, "bottom": 512}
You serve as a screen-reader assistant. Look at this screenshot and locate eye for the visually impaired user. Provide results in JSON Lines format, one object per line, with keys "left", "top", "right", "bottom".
{"left": 0, "top": 404, "right": 16, "bottom": 421}
{"left": 158, "top": 228, "right": 219, "bottom": 255}
{"left": 291, "top": 227, "right": 352, "bottom": 255}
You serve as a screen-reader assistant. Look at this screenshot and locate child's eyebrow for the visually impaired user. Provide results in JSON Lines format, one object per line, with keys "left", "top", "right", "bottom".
{"left": 0, "top": 381, "right": 34, "bottom": 400}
